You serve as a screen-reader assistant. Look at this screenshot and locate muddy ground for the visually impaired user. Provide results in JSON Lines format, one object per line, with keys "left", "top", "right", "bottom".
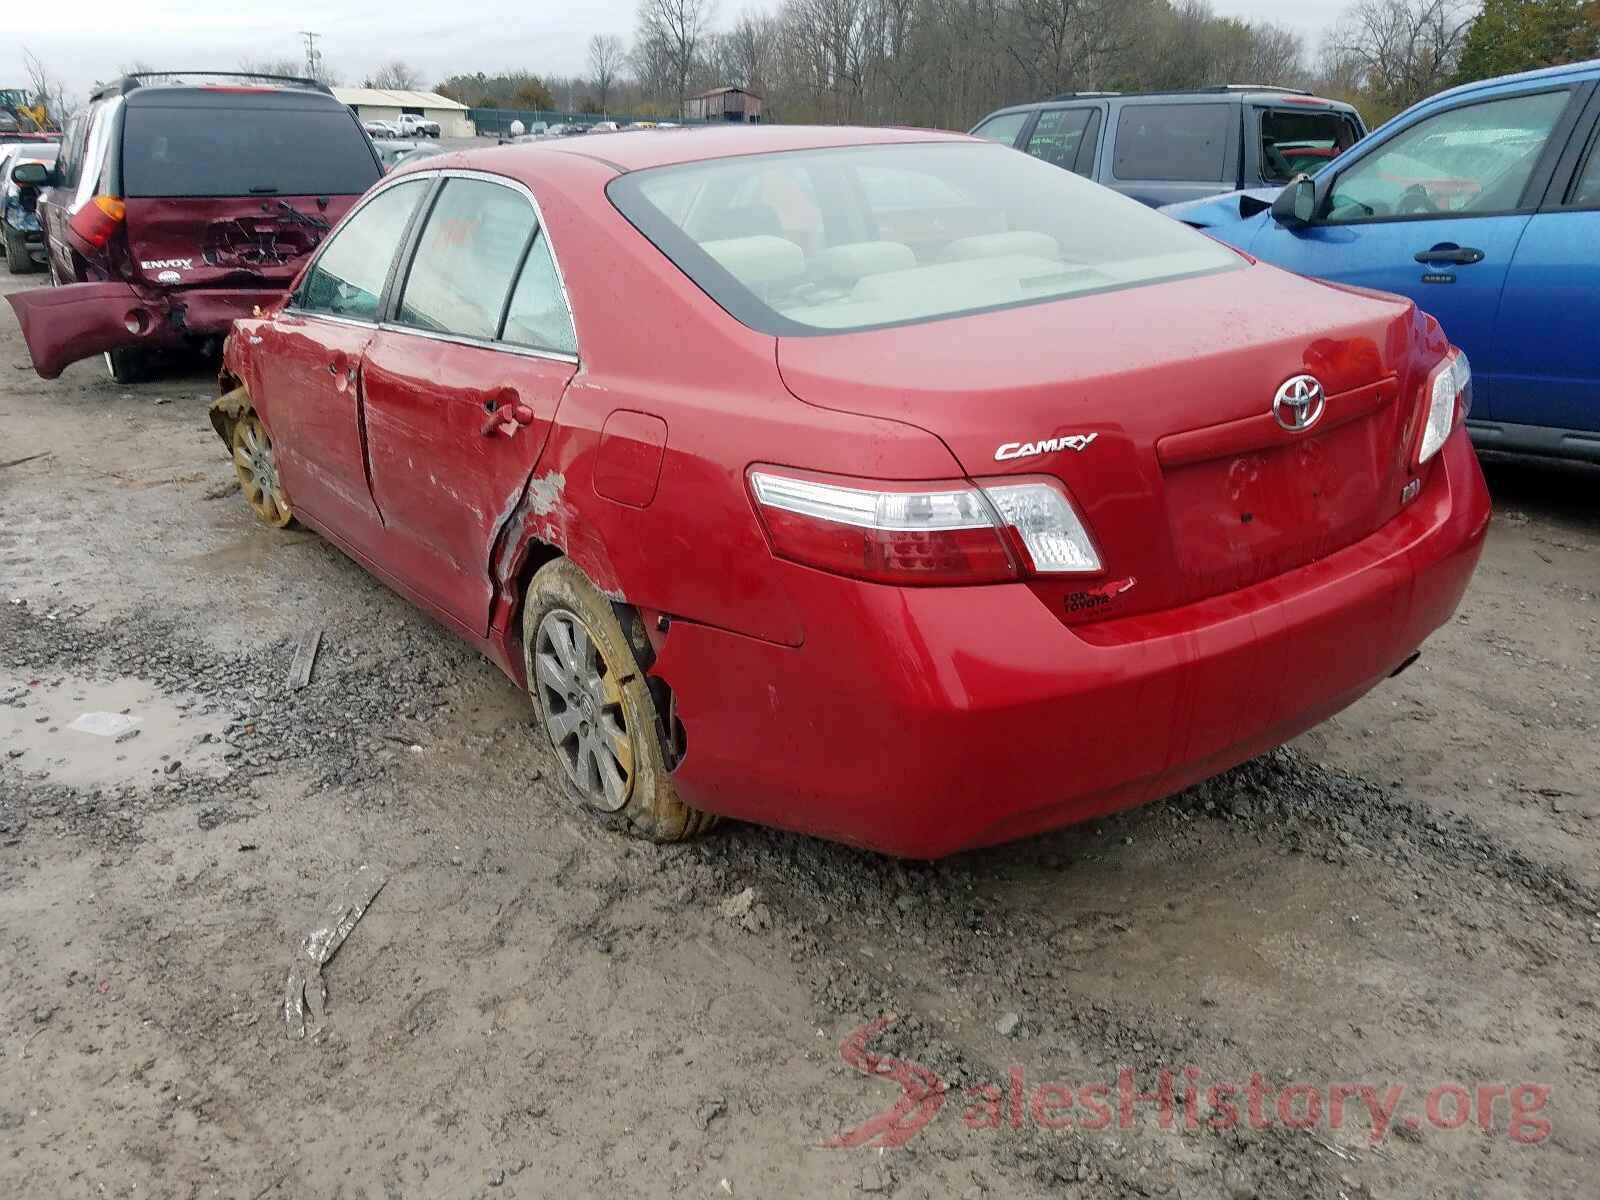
{"left": 2, "top": 269, "right": 1597, "bottom": 1200}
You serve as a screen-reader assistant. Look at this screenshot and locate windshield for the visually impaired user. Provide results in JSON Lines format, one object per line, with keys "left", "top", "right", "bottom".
{"left": 121, "top": 104, "right": 381, "bottom": 198}
{"left": 608, "top": 142, "right": 1241, "bottom": 335}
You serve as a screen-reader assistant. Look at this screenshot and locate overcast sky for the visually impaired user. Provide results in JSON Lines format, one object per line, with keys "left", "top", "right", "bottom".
{"left": 14, "top": 0, "right": 1354, "bottom": 107}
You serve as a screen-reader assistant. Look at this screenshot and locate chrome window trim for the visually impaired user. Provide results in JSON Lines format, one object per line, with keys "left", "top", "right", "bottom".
{"left": 285, "top": 166, "right": 581, "bottom": 364}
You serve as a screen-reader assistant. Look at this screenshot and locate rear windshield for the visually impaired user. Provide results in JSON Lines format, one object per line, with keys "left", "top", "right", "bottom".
{"left": 607, "top": 142, "right": 1241, "bottom": 336}
{"left": 121, "top": 105, "right": 380, "bottom": 198}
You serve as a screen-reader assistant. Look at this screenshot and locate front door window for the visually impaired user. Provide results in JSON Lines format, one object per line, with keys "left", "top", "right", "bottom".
{"left": 1325, "top": 90, "right": 1571, "bottom": 222}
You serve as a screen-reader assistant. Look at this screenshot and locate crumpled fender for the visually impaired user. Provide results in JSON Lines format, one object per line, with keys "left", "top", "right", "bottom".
{"left": 209, "top": 383, "right": 252, "bottom": 449}
{"left": 6, "top": 281, "right": 151, "bottom": 379}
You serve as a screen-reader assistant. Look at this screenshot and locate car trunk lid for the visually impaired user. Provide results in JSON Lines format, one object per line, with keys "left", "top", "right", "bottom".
{"left": 775, "top": 264, "right": 1420, "bottom": 621}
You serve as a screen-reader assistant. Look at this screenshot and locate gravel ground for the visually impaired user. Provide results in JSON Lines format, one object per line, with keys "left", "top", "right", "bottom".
{"left": 2, "top": 270, "right": 1598, "bottom": 1200}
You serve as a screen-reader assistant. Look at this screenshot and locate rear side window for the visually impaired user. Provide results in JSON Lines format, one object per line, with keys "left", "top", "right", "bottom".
{"left": 971, "top": 112, "right": 1029, "bottom": 145}
{"left": 297, "top": 178, "right": 426, "bottom": 320}
{"left": 501, "top": 233, "right": 577, "bottom": 355}
{"left": 397, "top": 178, "right": 536, "bottom": 340}
{"left": 1025, "top": 108, "right": 1093, "bottom": 175}
{"left": 120, "top": 104, "right": 380, "bottom": 198}
{"left": 1259, "top": 108, "right": 1361, "bottom": 183}
{"left": 1113, "top": 103, "right": 1230, "bottom": 182}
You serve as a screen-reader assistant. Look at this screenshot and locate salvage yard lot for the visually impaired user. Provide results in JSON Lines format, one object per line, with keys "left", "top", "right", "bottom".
{"left": 1, "top": 269, "right": 1597, "bottom": 1199}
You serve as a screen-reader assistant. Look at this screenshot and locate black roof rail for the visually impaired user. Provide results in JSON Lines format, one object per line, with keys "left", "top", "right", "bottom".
{"left": 91, "top": 71, "right": 334, "bottom": 102}
{"left": 1046, "top": 84, "right": 1314, "bottom": 102}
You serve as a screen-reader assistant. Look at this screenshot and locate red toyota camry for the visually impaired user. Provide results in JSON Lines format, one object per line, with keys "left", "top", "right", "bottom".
{"left": 212, "top": 125, "right": 1489, "bottom": 857}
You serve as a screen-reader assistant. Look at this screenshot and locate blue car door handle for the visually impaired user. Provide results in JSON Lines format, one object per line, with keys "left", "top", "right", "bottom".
{"left": 1414, "top": 245, "right": 1485, "bottom": 265}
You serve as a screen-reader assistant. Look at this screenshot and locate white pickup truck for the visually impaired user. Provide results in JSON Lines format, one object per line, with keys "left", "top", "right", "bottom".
{"left": 394, "top": 113, "right": 441, "bottom": 138}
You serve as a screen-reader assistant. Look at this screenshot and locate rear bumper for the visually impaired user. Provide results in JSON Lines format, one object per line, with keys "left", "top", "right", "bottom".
{"left": 6, "top": 282, "right": 285, "bottom": 378}
{"left": 653, "top": 429, "right": 1491, "bottom": 858}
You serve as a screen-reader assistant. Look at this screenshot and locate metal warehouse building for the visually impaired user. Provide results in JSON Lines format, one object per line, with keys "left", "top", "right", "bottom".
{"left": 332, "top": 88, "right": 474, "bottom": 138}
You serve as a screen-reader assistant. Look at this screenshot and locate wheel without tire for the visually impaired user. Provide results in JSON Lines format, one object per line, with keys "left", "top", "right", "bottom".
{"left": 103, "top": 347, "right": 146, "bottom": 384}
{"left": 230, "top": 410, "right": 294, "bottom": 528}
{"left": 522, "top": 557, "right": 715, "bottom": 843}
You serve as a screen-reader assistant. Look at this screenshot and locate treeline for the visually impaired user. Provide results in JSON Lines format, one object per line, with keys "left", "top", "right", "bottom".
{"left": 439, "top": 0, "right": 1599, "bottom": 129}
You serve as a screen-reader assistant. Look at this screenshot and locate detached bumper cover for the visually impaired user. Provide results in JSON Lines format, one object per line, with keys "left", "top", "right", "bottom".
{"left": 7, "top": 282, "right": 284, "bottom": 379}
{"left": 653, "top": 430, "right": 1491, "bottom": 858}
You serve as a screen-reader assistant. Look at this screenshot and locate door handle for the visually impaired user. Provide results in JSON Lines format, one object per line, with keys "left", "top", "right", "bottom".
{"left": 480, "top": 402, "right": 536, "bottom": 437}
{"left": 1414, "top": 245, "right": 1484, "bottom": 265}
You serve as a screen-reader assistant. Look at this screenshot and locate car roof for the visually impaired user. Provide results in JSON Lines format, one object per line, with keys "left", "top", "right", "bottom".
{"left": 119, "top": 84, "right": 348, "bottom": 109}
{"left": 464, "top": 124, "right": 972, "bottom": 176}
{"left": 1413, "top": 55, "right": 1600, "bottom": 107}
{"left": 983, "top": 88, "right": 1359, "bottom": 119}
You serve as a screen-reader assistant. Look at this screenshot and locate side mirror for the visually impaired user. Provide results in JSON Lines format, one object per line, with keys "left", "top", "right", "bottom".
{"left": 11, "top": 160, "right": 49, "bottom": 188}
{"left": 1270, "top": 175, "right": 1317, "bottom": 228}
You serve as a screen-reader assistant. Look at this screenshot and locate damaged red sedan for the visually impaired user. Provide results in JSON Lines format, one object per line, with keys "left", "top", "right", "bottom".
{"left": 211, "top": 126, "right": 1489, "bottom": 857}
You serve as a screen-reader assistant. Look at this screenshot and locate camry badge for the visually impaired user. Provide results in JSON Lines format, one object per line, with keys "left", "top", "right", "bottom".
{"left": 1273, "top": 375, "right": 1325, "bottom": 432}
{"left": 994, "top": 432, "right": 1098, "bottom": 462}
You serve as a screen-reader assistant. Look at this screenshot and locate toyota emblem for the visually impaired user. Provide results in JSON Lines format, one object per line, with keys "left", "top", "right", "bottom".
{"left": 1272, "top": 374, "right": 1325, "bottom": 432}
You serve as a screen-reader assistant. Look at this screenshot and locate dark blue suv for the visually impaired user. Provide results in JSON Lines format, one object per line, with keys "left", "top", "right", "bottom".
{"left": 970, "top": 86, "right": 1367, "bottom": 208}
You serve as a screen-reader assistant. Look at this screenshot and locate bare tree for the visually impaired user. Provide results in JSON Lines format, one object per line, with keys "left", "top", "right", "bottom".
{"left": 22, "top": 48, "right": 75, "bottom": 129}
{"left": 1251, "top": 22, "right": 1304, "bottom": 84}
{"left": 637, "top": 0, "right": 715, "bottom": 107}
{"left": 718, "top": 10, "right": 780, "bottom": 93}
{"left": 1330, "top": 0, "right": 1473, "bottom": 110}
{"left": 366, "top": 60, "right": 422, "bottom": 90}
{"left": 239, "top": 57, "right": 305, "bottom": 80}
{"left": 588, "top": 34, "right": 628, "bottom": 111}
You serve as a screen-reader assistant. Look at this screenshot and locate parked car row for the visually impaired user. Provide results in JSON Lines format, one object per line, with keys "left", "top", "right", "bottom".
{"left": 364, "top": 113, "right": 440, "bottom": 138}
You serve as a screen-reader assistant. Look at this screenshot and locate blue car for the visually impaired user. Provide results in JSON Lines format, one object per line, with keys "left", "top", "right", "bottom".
{"left": 1164, "top": 60, "right": 1600, "bottom": 465}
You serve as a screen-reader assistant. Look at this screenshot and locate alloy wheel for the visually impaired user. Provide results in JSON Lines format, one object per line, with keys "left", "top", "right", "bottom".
{"left": 231, "top": 412, "right": 292, "bottom": 527}
{"left": 533, "top": 608, "right": 634, "bottom": 812}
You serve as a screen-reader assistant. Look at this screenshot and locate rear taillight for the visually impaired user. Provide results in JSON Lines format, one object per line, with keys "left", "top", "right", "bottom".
{"left": 748, "top": 468, "right": 1101, "bottom": 586}
{"left": 1417, "top": 347, "right": 1471, "bottom": 465}
{"left": 68, "top": 195, "right": 125, "bottom": 249}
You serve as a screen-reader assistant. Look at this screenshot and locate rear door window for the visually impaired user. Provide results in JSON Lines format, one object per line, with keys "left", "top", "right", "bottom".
{"left": 396, "top": 177, "right": 536, "bottom": 340}
{"left": 1259, "top": 108, "right": 1362, "bottom": 182}
{"left": 501, "top": 233, "right": 577, "bottom": 355}
{"left": 1113, "top": 103, "right": 1231, "bottom": 182}
{"left": 296, "top": 178, "right": 427, "bottom": 320}
{"left": 120, "top": 103, "right": 380, "bottom": 198}
{"left": 1024, "top": 108, "right": 1093, "bottom": 174}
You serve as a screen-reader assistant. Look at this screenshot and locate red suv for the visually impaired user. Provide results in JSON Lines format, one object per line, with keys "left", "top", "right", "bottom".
{"left": 9, "top": 72, "right": 381, "bottom": 382}
{"left": 211, "top": 127, "right": 1491, "bottom": 857}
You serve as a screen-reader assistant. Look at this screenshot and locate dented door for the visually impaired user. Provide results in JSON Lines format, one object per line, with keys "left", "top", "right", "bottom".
{"left": 361, "top": 331, "right": 575, "bottom": 634}
{"left": 357, "top": 174, "right": 580, "bottom": 635}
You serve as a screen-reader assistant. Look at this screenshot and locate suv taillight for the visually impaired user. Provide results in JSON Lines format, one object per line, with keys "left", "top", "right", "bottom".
{"left": 1416, "top": 347, "right": 1471, "bottom": 465}
{"left": 68, "top": 195, "right": 125, "bottom": 249}
{"left": 747, "top": 467, "right": 1102, "bottom": 586}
